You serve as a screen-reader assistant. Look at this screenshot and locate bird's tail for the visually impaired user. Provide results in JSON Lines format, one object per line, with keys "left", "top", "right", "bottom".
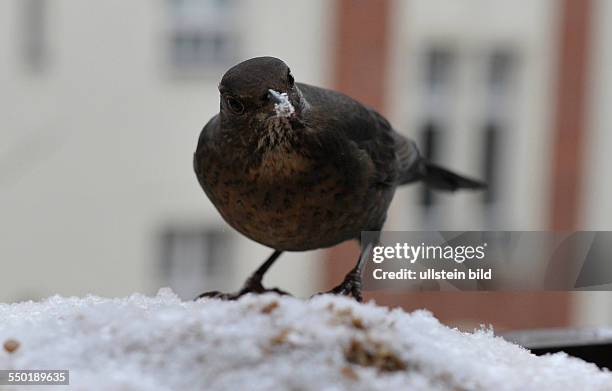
{"left": 419, "top": 161, "right": 486, "bottom": 191}
{"left": 392, "top": 132, "right": 486, "bottom": 190}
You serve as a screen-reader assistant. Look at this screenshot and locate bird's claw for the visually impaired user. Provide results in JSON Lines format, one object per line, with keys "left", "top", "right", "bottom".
{"left": 196, "top": 290, "right": 243, "bottom": 301}
{"left": 196, "top": 280, "right": 291, "bottom": 301}
{"left": 320, "top": 270, "right": 363, "bottom": 302}
{"left": 328, "top": 284, "right": 362, "bottom": 302}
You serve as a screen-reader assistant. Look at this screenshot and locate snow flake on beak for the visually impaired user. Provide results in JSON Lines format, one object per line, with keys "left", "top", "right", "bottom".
{"left": 268, "top": 89, "right": 295, "bottom": 118}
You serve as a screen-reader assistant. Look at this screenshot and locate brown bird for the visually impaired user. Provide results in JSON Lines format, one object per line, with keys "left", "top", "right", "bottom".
{"left": 194, "top": 57, "right": 484, "bottom": 301}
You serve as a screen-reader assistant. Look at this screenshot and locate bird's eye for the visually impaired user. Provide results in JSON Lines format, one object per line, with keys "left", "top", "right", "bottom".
{"left": 225, "top": 96, "right": 244, "bottom": 114}
{"left": 287, "top": 70, "right": 295, "bottom": 87}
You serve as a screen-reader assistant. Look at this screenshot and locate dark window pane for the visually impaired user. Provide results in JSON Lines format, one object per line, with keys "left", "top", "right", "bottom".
{"left": 488, "top": 49, "right": 515, "bottom": 94}
{"left": 420, "top": 121, "right": 440, "bottom": 207}
{"left": 482, "top": 122, "right": 500, "bottom": 204}
{"left": 21, "top": 0, "right": 47, "bottom": 73}
{"left": 424, "top": 47, "right": 454, "bottom": 91}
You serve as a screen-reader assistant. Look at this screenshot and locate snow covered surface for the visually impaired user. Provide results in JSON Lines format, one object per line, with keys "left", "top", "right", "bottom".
{"left": 0, "top": 289, "right": 611, "bottom": 391}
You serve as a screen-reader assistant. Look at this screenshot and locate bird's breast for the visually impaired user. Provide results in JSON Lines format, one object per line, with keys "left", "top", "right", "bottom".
{"left": 200, "top": 148, "right": 372, "bottom": 251}
{"left": 250, "top": 148, "right": 312, "bottom": 182}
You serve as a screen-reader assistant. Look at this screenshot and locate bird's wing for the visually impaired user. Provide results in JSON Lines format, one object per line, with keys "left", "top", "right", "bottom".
{"left": 298, "top": 83, "right": 403, "bottom": 187}
{"left": 390, "top": 131, "right": 424, "bottom": 185}
{"left": 193, "top": 114, "right": 219, "bottom": 177}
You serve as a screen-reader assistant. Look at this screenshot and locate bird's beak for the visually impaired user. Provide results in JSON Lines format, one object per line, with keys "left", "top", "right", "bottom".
{"left": 267, "top": 89, "right": 285, "bottom": 104}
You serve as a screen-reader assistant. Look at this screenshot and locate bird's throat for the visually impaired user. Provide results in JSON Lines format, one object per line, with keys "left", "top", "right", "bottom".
{"left": 256, "top": 117, "right": 296, "bottom": 152}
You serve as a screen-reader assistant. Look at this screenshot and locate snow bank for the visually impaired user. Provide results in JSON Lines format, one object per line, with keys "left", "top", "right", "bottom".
{"left": 0, "top": 289, "right": 610, "bottom": 391}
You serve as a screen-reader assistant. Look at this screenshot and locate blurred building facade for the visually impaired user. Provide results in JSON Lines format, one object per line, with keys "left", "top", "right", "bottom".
{"left": 328, "top": 0, "right": 612, "bottom": 330}
{"left": 376, "top": 0, "right": 567, "bottom": 330}
{"left": 1, "top": 0, "right": 611, "bottom": 329}
{"left": 0, "top": 0, "right": 332, "bottom": 301}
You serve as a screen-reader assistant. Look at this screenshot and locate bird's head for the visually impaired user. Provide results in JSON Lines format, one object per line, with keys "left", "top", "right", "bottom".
{"left": 217, "top": 57, "right": 307, "bottom": 135}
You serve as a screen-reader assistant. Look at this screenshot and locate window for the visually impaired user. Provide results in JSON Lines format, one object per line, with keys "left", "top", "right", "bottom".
{"left": 167, "top": 0, "right": 239, "bottom": 75}
{"left": 481, "top": 49, "right": 517, "bottom": 205}
{"left": 418, "top": 46, "right": 456, "bottom": 209}
{"left": 482, "top": 122, "right": 499, "bottom": 204}
{"left": 488, "top": 50, "right": 515, "bottom": 96}
{"left": 420, "top": 121, "right": 440, "bottom": 207}
{"left": 485, "top": 49, "right": 517, "bottom": 119}
{"left": 21, "top": 0, "right": 48, "bottom": 73}
{"left": 425, "top": 47, "right": 455, "bottom": 94}
{"left": 159, "top": 227, "right": 232, "bottom": 299}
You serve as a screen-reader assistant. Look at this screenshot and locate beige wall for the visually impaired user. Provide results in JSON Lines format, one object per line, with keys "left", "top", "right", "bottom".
{"left": 0, "top": 0, "right": 332, "bottom": 301}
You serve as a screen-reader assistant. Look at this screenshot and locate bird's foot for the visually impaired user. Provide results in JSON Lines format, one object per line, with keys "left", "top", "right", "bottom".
{"left": 196, "top": 290, "right": 243, "bottom": 301}
{"left": 321, "top": 270, "right": 363, "bottom": 302}
{"left": 196, "top": 277, "right": 291, "bottom": 301}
